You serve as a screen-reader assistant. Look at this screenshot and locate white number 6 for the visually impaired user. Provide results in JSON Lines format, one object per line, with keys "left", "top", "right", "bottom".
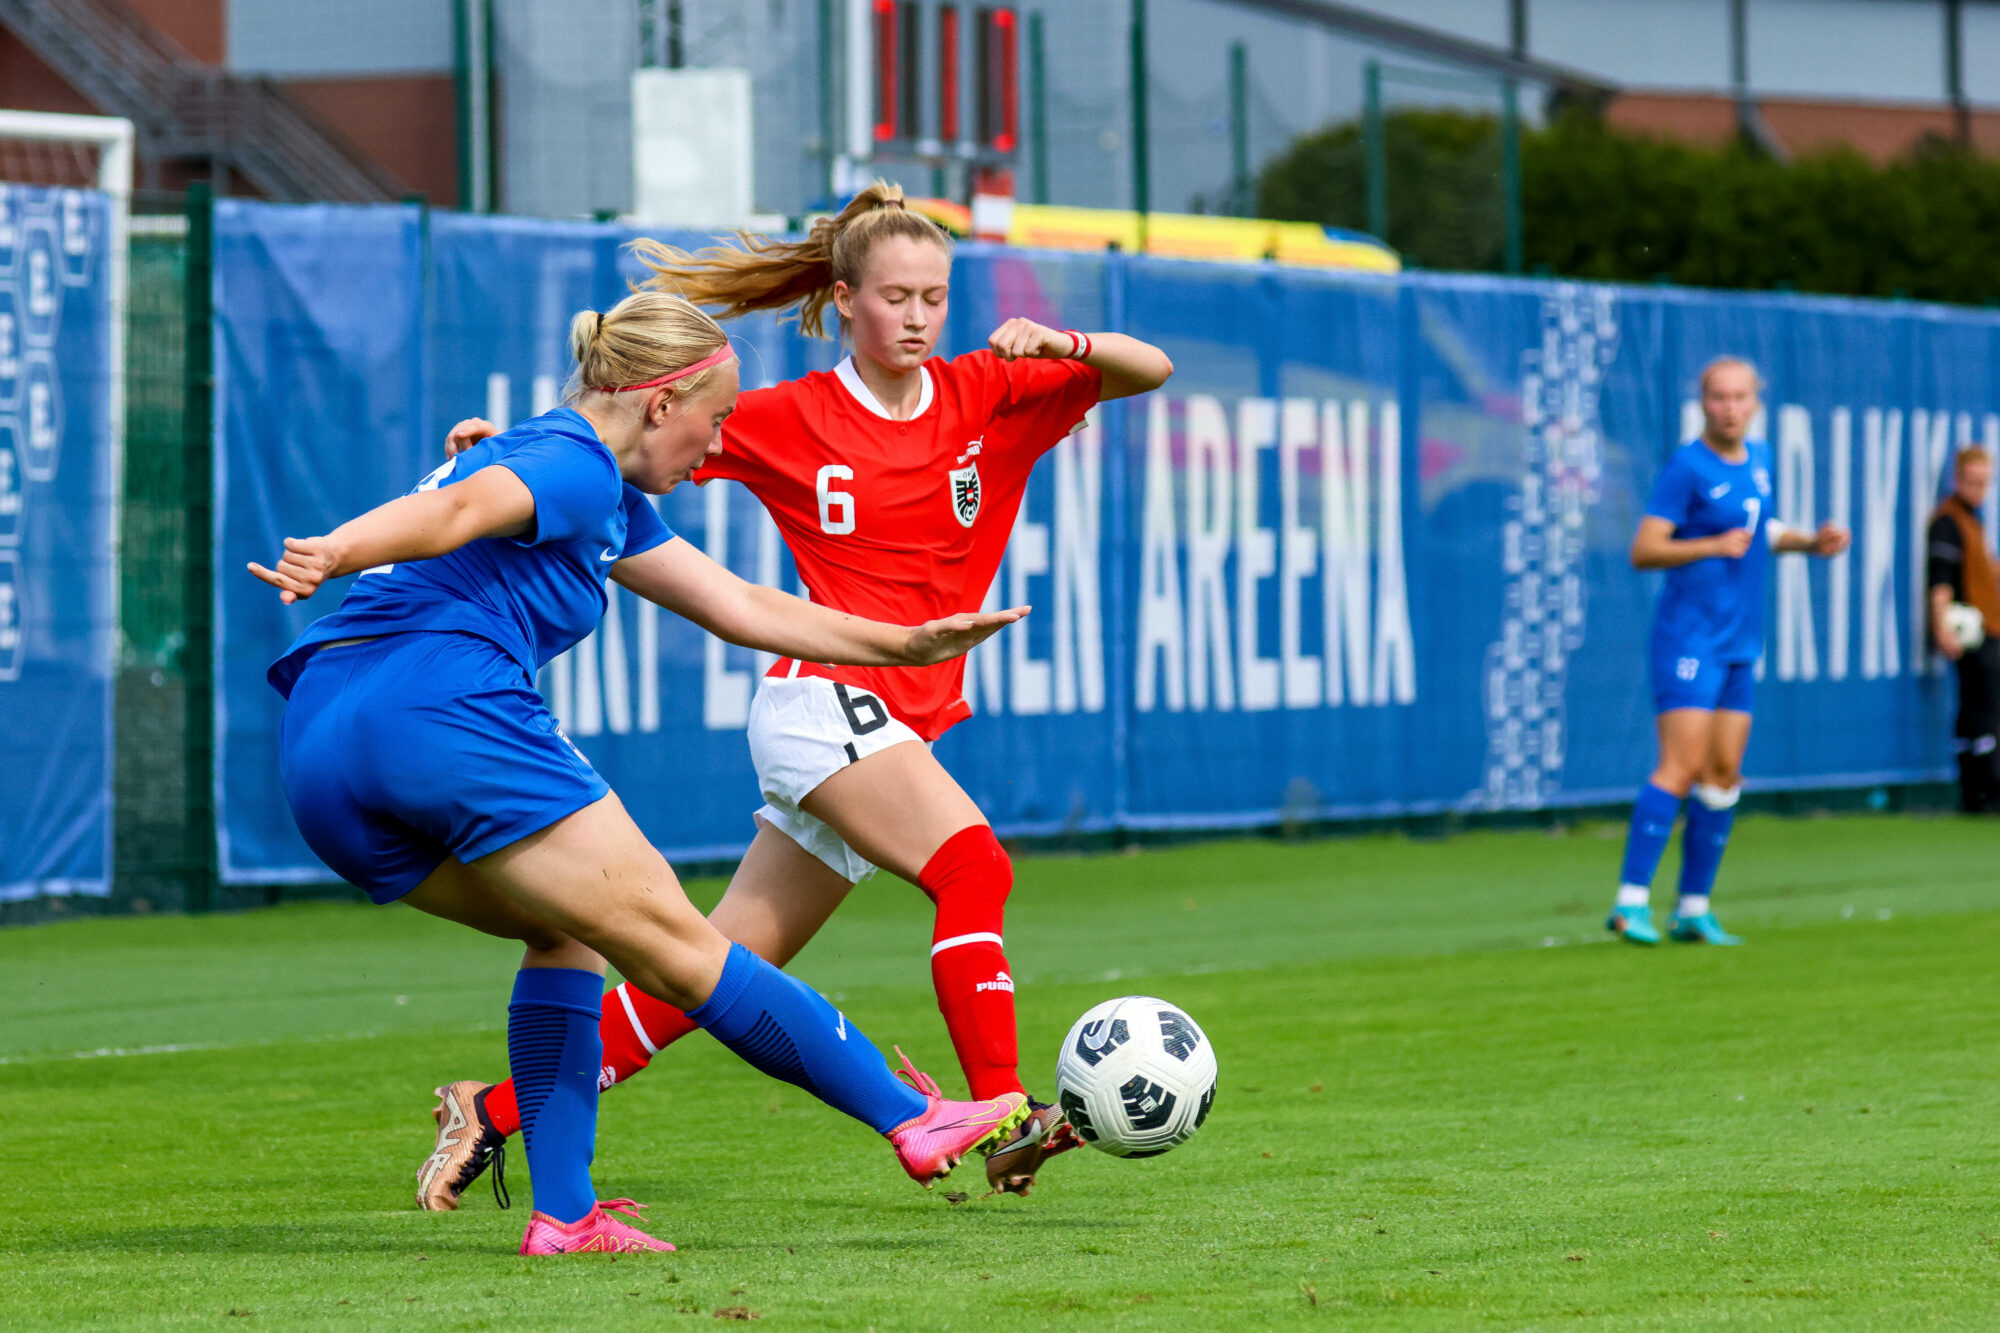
{"left": 817, "top": 464, "right": 855, "bottom": 534}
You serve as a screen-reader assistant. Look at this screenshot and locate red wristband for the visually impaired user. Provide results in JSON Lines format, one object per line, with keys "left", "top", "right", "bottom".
{"left": 1062, "top": 329, "right": 1091, "bottom": 361}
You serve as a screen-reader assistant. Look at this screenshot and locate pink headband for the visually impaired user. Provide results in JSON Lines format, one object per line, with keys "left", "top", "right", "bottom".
{"left": 604, "top": 343, "right": 736, "bottom": 394}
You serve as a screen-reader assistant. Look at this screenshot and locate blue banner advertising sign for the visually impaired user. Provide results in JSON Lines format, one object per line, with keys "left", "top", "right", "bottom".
{"left": 0, "top": 184, "right": 115, "bottom": 900}
{"left": 212, "top": 201, "right": 1996, "bottom": 884}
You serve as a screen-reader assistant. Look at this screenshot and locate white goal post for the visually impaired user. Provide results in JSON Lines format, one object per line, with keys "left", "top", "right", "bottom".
{"left": 0, "top": 108, "right": 135, "bottom": 471}
{"left": 0, "top": 110, "right": 136, "bottom": 682}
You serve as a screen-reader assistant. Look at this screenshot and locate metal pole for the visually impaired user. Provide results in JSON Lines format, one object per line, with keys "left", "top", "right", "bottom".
{"left": 1229, "top": 41, "right": 1249, "bottom": 215}
{"left": 182, "top": 182, "right": 217, "bottom": 914}
{"left": 1501, "top": 76, "right": 1522, "bottom": 274}
{"left": 1946, "top": 0, "right": 1970, "bottom": 146}
{"left": 1131, "top": 0, "right": 1149, "bottom": 249}
{"left": 1029, "top": 10, "right": 1049, "bottom": 204}
{"left": 1363, "top": 58, "right": 1386, "bottom": 241}
{"left": 1730, "top": 0, "right": 1752, "bottom": 145}
{"left": 820, "top": 0, "right": 838, "bottom": 200}
{"left": 1508, "top": 0, "right": 1527, "bottom": 58}
{"left": 667, "top": 0, "right": 684, "bottom": 68}
{"left": 453, "top": 0, "right": 492, "bottom": 211}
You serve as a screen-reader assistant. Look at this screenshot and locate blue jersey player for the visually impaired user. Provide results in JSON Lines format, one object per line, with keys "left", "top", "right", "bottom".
{"left": 252, "top": 289, "right": 1033, "bottom": 1254}
{"left": 1607, "top": 358, "right": 1849, "bottom": 947}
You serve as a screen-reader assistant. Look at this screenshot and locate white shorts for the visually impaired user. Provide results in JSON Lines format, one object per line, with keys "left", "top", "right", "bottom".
{"left": 747, "top": 673, "right": 925, "bottom": 885}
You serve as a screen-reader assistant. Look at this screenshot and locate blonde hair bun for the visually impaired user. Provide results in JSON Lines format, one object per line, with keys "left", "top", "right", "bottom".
{"left": 566, "top": 290, "right": 728, "bottom": 402}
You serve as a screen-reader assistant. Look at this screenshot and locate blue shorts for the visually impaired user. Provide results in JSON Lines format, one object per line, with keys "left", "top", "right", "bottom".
{"left": 279, "top": 631, "right": 609, "bottom": 904}
{"left": 1651, "top": 650, "right": 1756, "bottom": 715}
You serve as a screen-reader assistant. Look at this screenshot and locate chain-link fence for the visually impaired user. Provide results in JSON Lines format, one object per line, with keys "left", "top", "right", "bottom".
{"left": 110, "top": 226, "right": 193, "bottom": 918}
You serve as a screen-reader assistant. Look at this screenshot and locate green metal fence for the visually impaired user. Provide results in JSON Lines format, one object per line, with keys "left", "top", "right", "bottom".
{"left": 111, "top": 223, "right": 193, "bottom": 916}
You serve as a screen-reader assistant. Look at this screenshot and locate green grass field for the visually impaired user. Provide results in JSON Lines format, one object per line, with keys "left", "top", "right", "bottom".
{"left": 3, "top": 814, "right": 1997, "bottom": 1330}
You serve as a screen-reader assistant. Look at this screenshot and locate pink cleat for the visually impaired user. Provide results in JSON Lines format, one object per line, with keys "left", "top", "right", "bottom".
{"left": 885, "top": 1048, "right": 1030, "bottom": 1189}
{"left": 518, "top": 1199, "right": 676, "bottom": 1254}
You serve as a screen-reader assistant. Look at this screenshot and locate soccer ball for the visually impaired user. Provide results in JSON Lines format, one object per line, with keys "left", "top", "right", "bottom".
{"left": 1945, "top": 602, "right": 1986, "bottom": 652}
{"left": 1054, "top": 996, "right": 1218, "bottom": 1157}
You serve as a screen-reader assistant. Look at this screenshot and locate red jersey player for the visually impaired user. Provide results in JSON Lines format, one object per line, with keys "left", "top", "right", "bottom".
{"left": 418, "top": 182, "right": 1173, "bottom": 1207}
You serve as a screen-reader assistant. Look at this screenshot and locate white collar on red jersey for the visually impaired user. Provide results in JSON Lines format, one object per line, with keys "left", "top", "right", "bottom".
{"left": 834, "top": 355, "right": 934, "bottom": 421}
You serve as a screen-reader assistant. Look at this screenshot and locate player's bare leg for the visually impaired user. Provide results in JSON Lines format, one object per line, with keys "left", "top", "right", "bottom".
{"left": 802, "top": 741, "right": 1077, "bottom": 1195}
{"left": 709, "top": 820, "right": 858, "bottom": 963}
{"left": 414, "top": 820, "right": 856, "bottom": 1209}
{"left": 1648, "top": 708, "right": 1719, "bottom": 799}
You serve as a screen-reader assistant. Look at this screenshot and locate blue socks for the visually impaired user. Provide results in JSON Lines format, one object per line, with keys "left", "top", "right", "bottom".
{"left": 1618, "top": 782, "right": 1684, "bottom": 890}
{"left": 1678, "top": 784, "right": 1740, "bottom": 908}
{"left": 508, "top": 966, "right": 605, "bottom": 1226}
{"left": 689, "top": 942, "right": 927, "bottom": 1134}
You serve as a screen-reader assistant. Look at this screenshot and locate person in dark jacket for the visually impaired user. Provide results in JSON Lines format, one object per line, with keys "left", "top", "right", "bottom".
{"left": 1927, "top": 447, "right": 2000, "bottom": 813}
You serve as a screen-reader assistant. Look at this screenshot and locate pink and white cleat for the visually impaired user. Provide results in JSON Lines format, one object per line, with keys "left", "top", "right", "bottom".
{"left": 885, "top": 1048, "right": 1030, "bottom": 1189}
{"left": 518, "top": 1199, "right": 676, "bottom": 1254}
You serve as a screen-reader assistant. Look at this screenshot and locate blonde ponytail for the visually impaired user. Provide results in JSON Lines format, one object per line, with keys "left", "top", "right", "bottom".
{"left": 565, "top": 289, "right": 729, "bottom": 404}
{"left": 630, "top": 179, "right": 953, "bottom": 339}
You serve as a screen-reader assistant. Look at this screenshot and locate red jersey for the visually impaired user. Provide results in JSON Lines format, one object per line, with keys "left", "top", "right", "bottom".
{"left": 696, "top": 351, "right": 1102, "bottom": 740}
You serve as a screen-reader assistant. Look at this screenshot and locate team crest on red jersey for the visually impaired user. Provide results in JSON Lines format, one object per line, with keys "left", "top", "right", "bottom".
{"left": 948, "top": 461, "right": 982, "bottom": 527}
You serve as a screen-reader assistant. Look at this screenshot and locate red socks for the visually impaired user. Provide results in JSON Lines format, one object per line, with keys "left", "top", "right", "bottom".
{"left": 483, "top": 982, "right": 698, "bottom": 1139}
{"left": 919, "top": 825, "right": 1024, "bottom": 1101}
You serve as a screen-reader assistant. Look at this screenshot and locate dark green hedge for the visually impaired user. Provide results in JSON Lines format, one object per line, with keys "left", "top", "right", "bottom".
{"left": 1256, "top": 109, "right": 1508, "bottom": 275}
{"left": 1258, "top": 110, "right": 2000, "bottom": 306}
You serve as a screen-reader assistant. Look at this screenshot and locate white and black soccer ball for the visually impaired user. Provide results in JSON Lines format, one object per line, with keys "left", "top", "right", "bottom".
{"left": 1054, "top": 996, "right": 1218, "bottom": 1158}
{"left": 1945, "top": 602, "right": 1986, "bottom": 652}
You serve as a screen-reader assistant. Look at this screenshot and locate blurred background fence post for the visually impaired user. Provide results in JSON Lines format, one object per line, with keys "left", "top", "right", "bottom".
{"left": 1500, "top": 77, "right": 1522, "bottom": 275}
{"left": 181, "top": 181, "right": 218, "bottom": 914}
{"left": 1362, "top": 58, "right": 1386, "bottom": 242}
{"left": 1129, "top": 0, "right": 1149, "bottom": 251}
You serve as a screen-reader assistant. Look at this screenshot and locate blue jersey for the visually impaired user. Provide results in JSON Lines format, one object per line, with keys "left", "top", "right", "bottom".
{"left": 268, "top": 408, "right": 673, "bottom": 698}
{"left": 1645, "top": 438, "right": 1775, "bottom": 665}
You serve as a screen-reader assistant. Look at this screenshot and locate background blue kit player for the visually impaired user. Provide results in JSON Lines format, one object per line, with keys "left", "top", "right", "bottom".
{"left": 1608, "top": 358, "right": 1851, "bottom": 947}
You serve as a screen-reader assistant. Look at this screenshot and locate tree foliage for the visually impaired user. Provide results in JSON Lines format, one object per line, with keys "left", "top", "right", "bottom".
{"left": 1257, "top": 109, "right": 1506, "bottom": 274}
{"left": 1258, "top": 109, "right": 2000, "bottom": 306}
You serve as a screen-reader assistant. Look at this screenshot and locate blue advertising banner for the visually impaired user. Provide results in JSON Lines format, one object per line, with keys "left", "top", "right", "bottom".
{"left": 0, "top": 184, "right": 115, "bottom": 900}
{"left": 212, "top": 202, "right": 1996, "bottom": 884}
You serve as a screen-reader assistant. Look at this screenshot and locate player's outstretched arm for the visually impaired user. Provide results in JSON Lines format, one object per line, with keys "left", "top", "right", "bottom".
{"left": 246, "top": 467, "right": 537, "bottom": 603}
{"left": 613, "top": 536, "right": 1028, "bottom": 666}
{"left": 986, "top": 317, "right": 1174, "bottom": 402}
{"left": 1629, "top": 515, "right": 1752, "bottom": 569}
{"left": 1771, "top": 521, "right": 1850, "bottom": 557}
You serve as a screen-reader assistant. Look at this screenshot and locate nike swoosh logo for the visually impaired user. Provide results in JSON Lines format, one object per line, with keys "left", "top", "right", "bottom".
{"left": 1709, "top": 484, "right": 1730, "bottom": 498}
{"left": 836, "top": 1011, "right": 847, "bottom": 1041}
{"left": 599, "top": 548, "right": 619, "bottom": 562}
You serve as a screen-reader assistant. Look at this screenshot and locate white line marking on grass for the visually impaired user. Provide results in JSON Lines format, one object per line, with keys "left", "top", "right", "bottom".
{"left": 0, "top": 1023, "right": 500, "bottom": 1067}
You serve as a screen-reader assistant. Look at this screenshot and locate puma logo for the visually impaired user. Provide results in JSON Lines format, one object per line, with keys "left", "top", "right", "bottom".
{"left": 975, "top": 971, "right": 1015, "bottom": 994}
{"left": 955, "top": 438, "right": 984, "bottom": 465}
